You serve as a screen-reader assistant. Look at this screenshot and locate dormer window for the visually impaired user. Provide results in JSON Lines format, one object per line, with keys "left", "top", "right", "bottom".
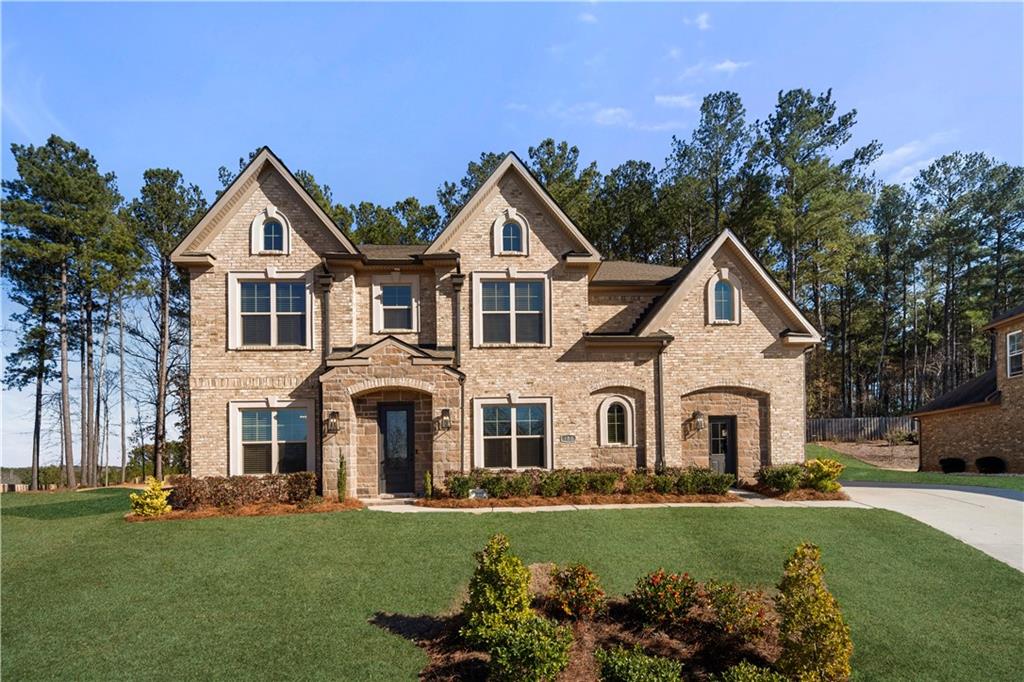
{"left": 492, "top": 208, "right": 529, "bottom": 256}
{"left": 263, "top": 220, "right": 283, "bottom": 252}
{"left": 250, "top": 206, "right": 291, "bottom": 255}
{"left": 706, "top": 269, "right": 740, "bottom": 325}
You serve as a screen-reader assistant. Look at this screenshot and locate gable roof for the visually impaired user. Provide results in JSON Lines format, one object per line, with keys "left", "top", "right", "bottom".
{"left": 423, "top": 152, "right": 601, "bottom": 260}
{"left": 592, "top": 261, "right": 682, "bottom": 287}
{"left": 982, "top": 302, "right": 1024, "bottom": 330}
{"left": 912, "top": 368, "right": 1000, "bottom": 416}
{"left": 634, "top": 229, "right": 821, "bottom": 342}
{"left": 170, "top": 146, "right": 357, "bottom": 264}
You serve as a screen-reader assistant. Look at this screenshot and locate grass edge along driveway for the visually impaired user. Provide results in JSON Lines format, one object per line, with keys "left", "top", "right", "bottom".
{"left": 4, "top": 489, "right": 1024, "bottom": 681}
{"left": 807, "top": 443, "right": 1024, "bottom": 492}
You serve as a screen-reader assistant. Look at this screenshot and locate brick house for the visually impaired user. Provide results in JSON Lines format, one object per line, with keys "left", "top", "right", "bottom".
{"left": 170, "top": 147, "right": 822, "bottom": 498}
{"left": 913, "top": 304, "right": 1024, "bottom": 473}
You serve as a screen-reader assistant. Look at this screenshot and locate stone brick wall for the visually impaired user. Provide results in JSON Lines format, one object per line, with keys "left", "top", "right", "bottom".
{"left": 588, "top": 289, "right": 660, "bottom": 333}
{"left": 679, "top": 387, "right": 769, "bottom": 481}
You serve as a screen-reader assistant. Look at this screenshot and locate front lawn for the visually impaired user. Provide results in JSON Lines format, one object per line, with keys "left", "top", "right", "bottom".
{"left": 3, "top": 489, "right": 1022, "bottom": 680}
{"left": 808, "top": 443, "right": 1024, "bottom": 492}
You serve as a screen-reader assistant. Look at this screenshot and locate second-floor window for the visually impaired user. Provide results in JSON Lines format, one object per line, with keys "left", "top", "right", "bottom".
{"left": 481, "top": 280, "right": 545, "bottom": 344}
{"left": 714, "top": 280, "right": 734, "bottom": 321}
{"left": 372, "top": 274, "right": 420, "bottom": 333}
{"left": 240, "top": 280, "right": 306, "bottom": 346}
{"left": 381, "top": 285, "right": 413, "bottom": 331}
{"left": 1008, "top": 330, "right": 1023, "bottom": 378}
{"left": 502, "top": 222, "right": 523, "bottom": 253}
{"left": 263, "top": 220, "right": 284, "bottom": 252}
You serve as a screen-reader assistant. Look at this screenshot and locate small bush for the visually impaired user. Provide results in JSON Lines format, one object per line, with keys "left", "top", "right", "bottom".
{"left": 129, "top": 477, "right": 171, "bottom": 517}
{"left": 756, "top": 464, "right": 804, "bottom": 494}
{"left": 588, "top": 471, "right": 620, "bottom": 494}
{"left": 627, "top": 569, "right": 699, "bottom": 626}
{"left": 976, "top": 456, "right": 1007, "bottom": 474}
{"left": 338, "top": 457, "right": 347, "bottom": 498}
{"left": 884, "top": 428, "right": 916, "bottom": 446}
{"left": 802, "top": 458, "right": 844, "bottom": 493}
{"left": 461, "top": 534, "right": 532, "bottom": 648}
{"left": 679, "top": 467, "right": 735, "bottom": 495}
{"left": 424, "top": 472, "right": 433, "bottom": 499}
{"left": 480, "top": 473, "right": 510, "bottom": 499}
{"left": 702, "top": 580, "right": 771, "bottom": 640}
{"left": 775, "top": 543, "right": 852, "bottom": 682}
{"left": 713, "top": 661, "right": 787, "bottom": 682}
{"left": 549, "top": 563, "right": 606, "bottom": 620}
{"left": 285, "top": 472, "right": 317, "bottom": 503}
{"left": 505, "top": 472, "right": 534, "bottom": 498}
{"left": 447, "top": 474, "right": 472, "bottom": 499}
{"left": 563, "top": 471, "right": 588, "bottom": 495}
{"left": 167, "top": 476, "right": 209, "bottom": 510}
{"left": 651, "top": 474, "right": 676, "bottom": 494}
{"left": 938, "top": 458, "right": 966, "bottom": 474}
{"left": 624, "top": 471, "right": 650, "bottom": 494}
{"left": 595, "top": 644, "right": 683, "bottom": 682}
{"left": 487, "top": 614, "right": 573, "bottom": 682}
{"left": 539, "top": 471, "right": 566, "bottom": 497}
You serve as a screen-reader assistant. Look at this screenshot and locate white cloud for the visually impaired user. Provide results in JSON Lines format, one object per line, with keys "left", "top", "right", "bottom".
{"left": 875, "top": 130, "right": 957, "bottom": 182}
{"left": 549, "top": 101, "right": 685, "bottom": 133}
{"left": 890, "top": 157, "right": 936, "bottom": 184}
{"left": 504, "top": 102, "right": 530, "bottom": 112}
{"left": 578, "top": 12, "right": 598, "bottom": 24}
{"left": 593, "top": 107, "right": 633, "bottom": 126}
{"left": 666, "top": 46, "right": 682, "bottom": 61}
{"left": 685, "top": 12, "right": 711, "bottom": 31}
{"left": 655, "top": 94, "right": 698, "bottom": 109}
{"left": 711, "top": 59, "right": 751, "bottom": 74}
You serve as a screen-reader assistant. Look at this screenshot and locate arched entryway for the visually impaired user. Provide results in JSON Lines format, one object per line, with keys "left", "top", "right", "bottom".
{"left": 679, "top": 386, "right": 770, "bottom": 481}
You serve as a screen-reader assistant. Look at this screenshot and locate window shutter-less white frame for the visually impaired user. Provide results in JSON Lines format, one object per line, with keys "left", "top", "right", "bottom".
{"left": 471, "top": 270, "right": 551, "bottom": 347}
{"left": 371, "top": 274, "right": 420, "bottom": 333}
{"left": 491, "top": 207, "right": 530, "bottom": 256}
{"left": 227, "top": 270, "right": 314, "bottom": 350}
{"left": 250, "top": 205, "right": 292, "bottom": 255}
{"left": 706, "top": 268, "right": 741, "bottom": 325}
{"left": 228, "top": 399, "right": 315, "bottom": 475}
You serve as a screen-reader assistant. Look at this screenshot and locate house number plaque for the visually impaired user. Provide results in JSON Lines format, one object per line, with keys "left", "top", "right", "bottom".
{"left": 559, "top": 434, "right": 576, "bottom": 444}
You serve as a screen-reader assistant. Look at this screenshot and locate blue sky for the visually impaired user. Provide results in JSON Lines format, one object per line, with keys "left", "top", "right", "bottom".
{"left": 2, "top": 2, "right": 1022, "bottom": 467}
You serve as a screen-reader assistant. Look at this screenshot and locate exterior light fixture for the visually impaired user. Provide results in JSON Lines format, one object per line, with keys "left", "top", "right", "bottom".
{"left": 692, "top": 411, "right": 706, "bottom": 431}
{"left": 439, "top": 408, "right": 452, "bottom": 431}
{"left": 326, "top": 411, "right": 340, "bottom": 435}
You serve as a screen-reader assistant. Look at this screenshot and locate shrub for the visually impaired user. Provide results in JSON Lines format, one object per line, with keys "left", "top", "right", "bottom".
{"left": 230, "top": 475, "right": 266, "bottom": 506}
{"left": 480, "top": 473, "right": 510, "bottom": 499}
{"left": 539, "top": 471, "right": 566, "bottom": 497}
{"left": 505, "top": 472, "right": 534, "bottom": 498}
{"left": 461, "top": 534, "right": 532, "bottom": 647}
{"left": 976, "top": 456, "right": 1007, "bottom": 474}
{"left": 447, "top": 474, "right": 472, "bottom": 499}
{"left": 884, "top": 428, "right": 915, "bottom": 446}
{"left": 938, "top": 458, "right": 966, "bottom": 474}
{"left": 775, "top": 543, "right": 852, "bottom": 682}
{"left": 487, "top": 614, "right": 573, "bottom": 682}
{"left": 713, "top": 661, "right": 787, "bottom": 682}
{"left": 651, "top": 474, "right": 676, "bottom": 494}
{"left": 802, "top": 458, "right": 844, "bottom": 493}
{"left": 549, "top": 563, "right": 606, "bottom": 620}
{"left": 424, "top": 472, "right": 433, "bottom": 499}
{"left": 679, "top": 467, "right": 735, "bottom": 495}
{"left": 338, "top": 457, "right": 347, "bottom": 498}
{"left": 756, "top": 464, "right": 804, "bottom": 494}
{"left": 588, "top": 471, "right": 620, "bottom": 494}
{"left": 167, "top": 476, "right": 209, "bottom": 510}
{"left": 627, "top": 569, "right": 699, "bottom": 626}
{"left": 285, "top": 472, "right": 317, "bottom": 503}
{"left": 563, "top": 471, "right": 588, "bottom": 495}
{"left": 595, "top": 644, "right": 683, "bottom": 682}
{"left": 702, "top": 580, "right": 771, "bottom": 640}
{"left": 129, "top": 477, "right": 171, "bottom": 517}
{"left": 624, "top": 471, "right": 650, "bottom": 495}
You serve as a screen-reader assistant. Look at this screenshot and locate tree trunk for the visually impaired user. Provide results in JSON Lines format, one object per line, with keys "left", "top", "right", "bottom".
{"left": 30, "top": 333, "right": 44, "bottom": 491}
{"left": 80, "top": 315, "right": 90, "bottom": 487}
{"left": 120, "top": 298, "right": 127, "bottom": 485}
{"left": 93, "top": 300, "right": 112, "bottom": 486}
{"left": 59, "top": 262, "right": 77, "bottom": 490}
{"left": 154, "top": 258, "right": 171, "bottom": 481}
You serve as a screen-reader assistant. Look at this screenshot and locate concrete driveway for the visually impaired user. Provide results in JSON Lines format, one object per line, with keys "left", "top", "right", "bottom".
{"left": 843, "top": 482, "right": 1024, "bottom": 571}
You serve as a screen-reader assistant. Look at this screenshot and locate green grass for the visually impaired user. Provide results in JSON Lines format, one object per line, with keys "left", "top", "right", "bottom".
{"left": 3, "top": 490, "right": 1023, "bottom": 681}
{"left": 807, "top": 443, "right": 1024, "bottom": 492}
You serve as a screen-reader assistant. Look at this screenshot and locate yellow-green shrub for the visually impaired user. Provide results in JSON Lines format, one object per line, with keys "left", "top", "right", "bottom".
{"left": 129, "top": 477, "right": 171, "bottom": 517}
{"left": 775, "top": 543, "right": 852, "bottom": 681}
{"left": 461, "top": 534, "right": 532, "bottom": 647}
{"left": 487, "top": 614, "right": 573, "bottom": 682}
{"left": 803, "top": 458, "right": 844, "bottom": 492}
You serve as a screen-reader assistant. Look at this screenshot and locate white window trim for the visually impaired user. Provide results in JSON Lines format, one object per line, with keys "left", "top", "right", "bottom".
{"left": 250, "top": 205, "right": 292, "bottom": 255}
{"left": 706, "top": 268, "right": 741, "bottom": 325}
{"left": 228, "top": 398, "right": 315, "bottom": 475}
{"left": 371, "top": 273, "right": 420, "bottom": 334}
{"left": 471, "top": 270, "right": 552, "bottom": 347}
{"left": 227, "top": 269, "right": 314, "bottom": 350}
{"left": 473, "top": 396, "right": 554, "bottom": 469}
{"left": 598, "top": 395, "right": 635, "bottom": 447}
{"left": 1008, "top": 329, "right": 1023, "bottom": 378}
{"left": 491, "top": 207, "right": 530, "bottom": 256}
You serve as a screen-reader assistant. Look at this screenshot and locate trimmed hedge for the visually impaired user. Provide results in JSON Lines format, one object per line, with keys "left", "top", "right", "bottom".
{"left": 167, "top": 472, "right": 318, "bottom": 510}
{"left": 595, "top": 644, "right": 683, "bottom": 682}
{"left": 441, "top": 467, "right": 734, "bottom": 499}
{"left": 756, "top": 458, "right": 844, "bottom": 495}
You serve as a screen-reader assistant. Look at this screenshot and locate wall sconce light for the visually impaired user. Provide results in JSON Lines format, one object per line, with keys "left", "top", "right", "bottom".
{"left": 326, "top": 411, "right": 340, "bottom": 435}
{"left": 439, "top": 408, "right": 452, "bottom": 431}
{"left": 692, "top": 411, "right": 706, "bottom": 431}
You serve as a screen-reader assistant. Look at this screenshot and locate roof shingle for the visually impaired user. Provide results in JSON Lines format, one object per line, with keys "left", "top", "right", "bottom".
{"left": 913, "top": 368, "right": 1000, "bottom": 415}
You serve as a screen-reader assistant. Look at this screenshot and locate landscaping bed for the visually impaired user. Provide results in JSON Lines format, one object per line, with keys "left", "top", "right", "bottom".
{"left": 820, "top": 440, "right": 919, "bottom": 470}
{"left": 418, "top": 492, "right": 737, "bottom": 508}
{"left": 125, "top": 498, "right": 363, "bottom": 522}
{"left": 744, "top": 484, "right": 849, "bottom": 502}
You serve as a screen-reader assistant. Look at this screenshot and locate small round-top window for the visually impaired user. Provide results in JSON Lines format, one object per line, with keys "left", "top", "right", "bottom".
{"left": 502, "top": 222, "right": 522, "bottom": 253}
{"left": 263, "top": 220, "right": 283, "bottom": 251}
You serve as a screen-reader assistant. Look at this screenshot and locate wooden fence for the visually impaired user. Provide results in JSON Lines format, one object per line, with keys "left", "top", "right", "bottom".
{"left": 806, "top": 417, "right": 917, "bottom": 442}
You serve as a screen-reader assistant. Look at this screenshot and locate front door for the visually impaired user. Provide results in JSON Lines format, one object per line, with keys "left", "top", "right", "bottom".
{"left": 379, "top": 403, "right": 415, "bottom": 494}
{"left": 708, "top": 416, "right": 737, "bottom": 478}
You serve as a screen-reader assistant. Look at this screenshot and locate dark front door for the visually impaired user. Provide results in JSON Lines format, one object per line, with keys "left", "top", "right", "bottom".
{"left": 379, "top": 403, "right": 415, "bottom": 494}
{"left": 709, "top": 416, "right": 737, "bottom": 478}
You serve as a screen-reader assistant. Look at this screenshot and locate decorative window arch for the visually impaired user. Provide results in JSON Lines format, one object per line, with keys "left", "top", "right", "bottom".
{"left": 250, "top": 205, "right": 292, "bottom": 255}
{"left": 598, "top": 395, "right": 634, "bottom": 447}
{"left": 492, "top": 207, "right": 529, "bottom": 256}
{"left": 706, "top": 268, "right": 740, "bottom": 324}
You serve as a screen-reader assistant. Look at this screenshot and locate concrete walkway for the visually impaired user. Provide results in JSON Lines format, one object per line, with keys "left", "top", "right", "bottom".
{"left": 842, "top": 482, "right": 1024, "bottom": 572}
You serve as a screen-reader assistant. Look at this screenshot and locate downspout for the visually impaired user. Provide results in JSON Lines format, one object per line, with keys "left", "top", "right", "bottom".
{"left": 317, "top": 264, "right": 334, "bottom": 496}
{"left": 449, "top": 265, "right": 467, "bottom": 470}
{"left": 654, "top": 338, "right": 669, "bottom": 473}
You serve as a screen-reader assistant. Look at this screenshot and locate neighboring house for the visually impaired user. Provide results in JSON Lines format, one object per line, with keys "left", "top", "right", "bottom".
{"left": 913, "top": 304, "right": 1024, "bottom": 474}
{"left": 170, "top": 147, "right": 821, "bottom": 498}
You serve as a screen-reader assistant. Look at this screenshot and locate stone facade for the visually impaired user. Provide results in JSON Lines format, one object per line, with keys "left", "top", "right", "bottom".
{"left": 175, "top": 149, "right": 819, "bottom": 497}
{"left": 918, "top": 316, "right": 1024, "bottom": 473}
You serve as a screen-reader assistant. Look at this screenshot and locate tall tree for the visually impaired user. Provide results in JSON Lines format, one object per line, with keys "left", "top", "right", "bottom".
{"left": 437, "top": 151, "right": 504, "bottom": 224}
{"left": 526, "top": 139, "right": 600, "bottom": 229}
{"left": 590, "top": 161, "right": 663, "bottom": 262}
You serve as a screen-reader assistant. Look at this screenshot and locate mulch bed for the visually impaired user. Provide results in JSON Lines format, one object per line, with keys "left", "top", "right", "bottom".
{"left": 744, "top": 484, "right": 849, "bottom": 501}
{"left": 416, "top": 492, "right": 738, "bottom": 508}
{"left": 372, "top": 563, "right": 780, "bottom": 681}
{"left": 125, "top": 498, "right": 364, "bottom": 522}
{"left": 821, "top": 440, "right": 919, "bottom": 470}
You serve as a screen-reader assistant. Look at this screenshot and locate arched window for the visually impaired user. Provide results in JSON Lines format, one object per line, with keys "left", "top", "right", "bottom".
{"left": 502, "top": 222, "right": 522, "bottom": 253}
{"left": 607, "top": 402, "right": 626, "bottom": 444}
{"left": 263, "top": 220, "right": 284, "bottom": 252}
{"left": 598, "top": 395, "right": 634, "bottom": 446}
{"left": 714, "top": 280, "right": 734, "bottom": 321}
